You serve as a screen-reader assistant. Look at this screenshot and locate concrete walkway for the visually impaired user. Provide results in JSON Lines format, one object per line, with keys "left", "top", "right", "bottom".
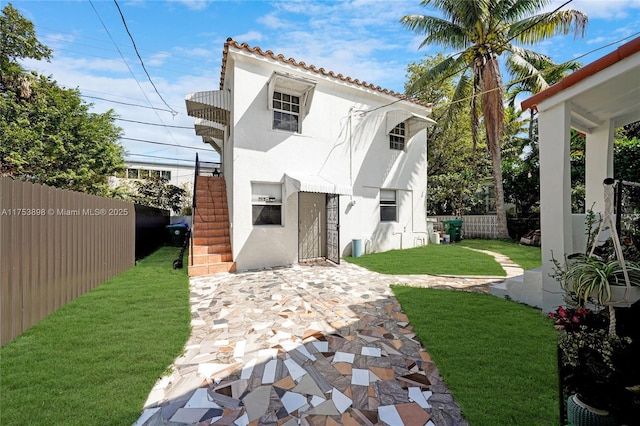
{"left": 135, "top": 251, "right": 518, "bottom": 426}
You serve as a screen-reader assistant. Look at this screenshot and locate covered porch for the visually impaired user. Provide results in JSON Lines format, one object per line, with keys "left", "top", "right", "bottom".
{"left": 521, "top": 37, "right": 640, "bottom": 313}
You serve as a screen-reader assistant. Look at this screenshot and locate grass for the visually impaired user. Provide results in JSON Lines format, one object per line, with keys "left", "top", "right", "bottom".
{"left": 345, "top": 243, "right": 506, "bottom": 276}
{"left": 392, "top": 286, "right": 558, "bottom": 425}
{"left": 0, "top": 247, "right": 191, "bottom": 426}
{"left": 344, "top": 239, "right": 542, "bottom": 276}
{"left": 459, "top": 239, "right": 542, "bottom": 271}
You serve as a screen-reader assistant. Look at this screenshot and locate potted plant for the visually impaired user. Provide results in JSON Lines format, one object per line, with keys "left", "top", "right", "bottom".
{"left": 550, "top": 304, "right": 632, "bottom": 425}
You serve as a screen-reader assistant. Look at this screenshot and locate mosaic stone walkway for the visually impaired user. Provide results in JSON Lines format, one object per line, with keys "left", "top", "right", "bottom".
{"left": 135, "top": 252, "right": 515, "bottom": 426}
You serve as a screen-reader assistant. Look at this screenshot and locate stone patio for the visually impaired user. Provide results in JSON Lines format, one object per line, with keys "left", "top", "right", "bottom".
{"left": 135, "top": 251, "right": 515, "bottom": 426}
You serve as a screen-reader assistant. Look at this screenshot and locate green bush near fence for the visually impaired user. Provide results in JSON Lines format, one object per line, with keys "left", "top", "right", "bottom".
{"left": 0, "top": 247, "right": 191, "bottom": 426}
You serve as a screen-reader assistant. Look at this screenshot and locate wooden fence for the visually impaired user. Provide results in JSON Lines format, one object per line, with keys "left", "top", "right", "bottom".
{"left": 0, "top": 178, "right": 135, "bottom": 346}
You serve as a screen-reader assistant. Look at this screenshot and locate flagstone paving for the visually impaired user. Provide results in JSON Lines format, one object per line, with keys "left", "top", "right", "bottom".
{"left": 135, "top": 254, "right": 513, "bottom": 426}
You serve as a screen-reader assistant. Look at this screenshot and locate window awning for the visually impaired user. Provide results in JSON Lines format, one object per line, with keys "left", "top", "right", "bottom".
{"left": 385, "top": 110, "right": 436, "bottom": 140}
{"left": 268, "top": 71, "right": 316, "bottom": 116}
{"left": 284, "top": 173, "right": 352, "bottom": 196}
{"left": 185, "top": 90, "right": 230, "bottom": 126}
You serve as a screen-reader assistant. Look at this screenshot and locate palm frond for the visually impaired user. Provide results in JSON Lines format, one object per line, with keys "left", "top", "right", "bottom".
{"left": 400, "top": 14, "right": 468, "bottom": 49}
{"left": 496, "top": 0, "right": 550, "bottom": 22}
{"left": 407, "top": 53, "right": 471, "bottom": 96}
{"left": 509, "top": 10, "right": 588, "bottom": 44}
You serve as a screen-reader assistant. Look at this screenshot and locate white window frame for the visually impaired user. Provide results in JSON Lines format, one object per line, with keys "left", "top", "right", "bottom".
{"left": 267, "top": 71, "right": 316, "bottom": 133}
{"left": 389, "top": 122, "right": 406, "bottom": 150}
{"left": 272, "top": 91, "right": 301, "bottom": 132}
{"left": 251, "top": 182, "right": 283, "bottom": 226}
{"left": 380, "top": 189, "right": 397, "bottom": 222}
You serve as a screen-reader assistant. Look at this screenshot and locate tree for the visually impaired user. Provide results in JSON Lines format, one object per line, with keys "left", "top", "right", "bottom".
{"left": 401, "top": 0, "right": 587, "bottom": 238}
{"left": 0, "top": 3, "right": 124, "bottom": 196}
{"left": 406, "top": 53, "right": 490, "bottom": 215}
{"left": 128, "top": 176, "right": 187, "bottom": 214}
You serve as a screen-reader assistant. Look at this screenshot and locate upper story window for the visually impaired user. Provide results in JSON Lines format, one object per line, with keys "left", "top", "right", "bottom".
{"left": 389, "top": 122, "right": 406, "bottom": 150}
{"left": 272, "top": 92, "right": 300, "bottom": 132}
{"left": 268, "top": 71, "right": 316, "bottom": 133}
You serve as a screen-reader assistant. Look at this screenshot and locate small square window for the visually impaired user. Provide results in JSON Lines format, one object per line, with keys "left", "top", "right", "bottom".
{"left": 252, "top": 183, "right": 283, "bottom": 225}
{"left": 380, "top": 189, "right": 397, "bottom": 222}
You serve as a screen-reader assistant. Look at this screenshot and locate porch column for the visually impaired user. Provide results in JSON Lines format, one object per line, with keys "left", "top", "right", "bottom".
{"left": 585, "top": 119, "right": 615, "bottom": 214}
{"left": 538, "top": 101, "right": 573, "bottom": 313}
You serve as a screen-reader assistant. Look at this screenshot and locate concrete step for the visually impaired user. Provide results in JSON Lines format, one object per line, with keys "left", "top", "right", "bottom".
{"left": 190, "top": 244, "right": 231, "bottom": 255}
{"left": 191, "top": 228, "right": 229, "bottom": 238}
{"left": 194, "top": 221, "right": 229, "bottom": 230}
{"left": 194, "top": 207, "right": 228, "bottom": 217}
{"left": 489, "top": 268, "right": 543, "bottom": 309}
{"left": 190, "top": 243, "right": 231, "bottom": 255}
{"left": 192, "top": 236, "right": 230, "bottom": 246}
{"left": 489, "top": 281, "right": 508, "bottom": 298}
{"left": 189, "top": 252, "right": 233, "bottom": 265}
{"left": 188, "top": 262, "right": 236, "bottom": 276}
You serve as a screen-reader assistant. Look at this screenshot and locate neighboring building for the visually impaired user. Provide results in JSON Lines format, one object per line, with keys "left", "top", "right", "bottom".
{"left": 111, "top": 159, "right": 219, "bottom": 192}
{"left": 186, "top": 38, "right": 435, "bottom": 273}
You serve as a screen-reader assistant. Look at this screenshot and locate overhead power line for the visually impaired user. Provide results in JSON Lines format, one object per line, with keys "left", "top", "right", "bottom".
{"left": 82, "top": 94, "right": 177, "bottom": 113}
{"left": 126, "top": 153, "right": 217, "bottom": 163}
{"left": 112, "top": 0, "right": 178, "bottom": 116}
{"left": 116, "top": 118, "right": 193, "bottom": 129}
{"left": 120, "top": 137, "right": 206, "bottom": 151}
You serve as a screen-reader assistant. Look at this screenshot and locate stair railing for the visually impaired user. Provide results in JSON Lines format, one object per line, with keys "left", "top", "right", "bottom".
{"left": 190, "top": 153, "right": 200, "bottom": 265}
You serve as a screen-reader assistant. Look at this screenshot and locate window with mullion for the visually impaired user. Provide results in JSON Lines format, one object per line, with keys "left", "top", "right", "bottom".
{"left": 273, "top": 91, "right": 300, "bottom": 132}
{"left": 389, "top": 122, "right": 406, "bottom": 150}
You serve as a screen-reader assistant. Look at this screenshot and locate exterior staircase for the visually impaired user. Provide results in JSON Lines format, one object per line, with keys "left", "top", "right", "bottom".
{"left": 188, "top": 176, "right": 236, "bottom": 276}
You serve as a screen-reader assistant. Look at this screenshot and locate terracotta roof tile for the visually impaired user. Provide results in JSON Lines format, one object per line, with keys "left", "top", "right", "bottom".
{"left": 220, "top": 38, "right": 432, "bottom": 109}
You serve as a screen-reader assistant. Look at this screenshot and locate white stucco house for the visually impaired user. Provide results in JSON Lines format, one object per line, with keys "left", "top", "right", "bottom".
{"left": 521, "top": 36, "right": 640, "bottom": 313}
{"left": 185, "top": 38, "right": 435, "bottom": 272}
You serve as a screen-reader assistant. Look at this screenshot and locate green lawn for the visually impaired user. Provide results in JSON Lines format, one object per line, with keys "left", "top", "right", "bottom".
{"left": 345, "top": 243, "right": 507, "bottom": 276}
{"left": 392, "top": 286, "right": 558, "bottom": 425}
{"left": 344, "top": 239, "right": 542, "bottom": 276}
{"left": 459, "top": 239, "right": 542, "bottom": 271}
{"left": 0, "top": 247, "right": 191, "bottom": 426}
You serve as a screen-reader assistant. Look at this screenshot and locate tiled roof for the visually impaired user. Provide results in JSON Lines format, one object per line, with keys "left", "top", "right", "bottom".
{"left": 220, "top": 38, "right": 432, "bottom": 108}
{"left": 521, "top": 36, "right": 640, "bottom": 111}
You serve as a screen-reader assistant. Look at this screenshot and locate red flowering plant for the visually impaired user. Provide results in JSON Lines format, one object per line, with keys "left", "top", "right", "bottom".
{"left": 550, "top": 299, "right": 632, "bottom": 413}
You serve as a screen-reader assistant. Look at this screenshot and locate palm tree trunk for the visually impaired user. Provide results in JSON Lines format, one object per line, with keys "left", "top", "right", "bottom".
{"left": 480, "top": 55, "right": 509, "bottom": 239}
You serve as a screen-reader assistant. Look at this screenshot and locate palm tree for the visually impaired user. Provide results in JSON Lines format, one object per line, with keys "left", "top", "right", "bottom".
{"left": 506, "top": 56, "right": 581, "bottom": 141}
{"left": 401, "top": 0, "right": 587, "bottom": 238}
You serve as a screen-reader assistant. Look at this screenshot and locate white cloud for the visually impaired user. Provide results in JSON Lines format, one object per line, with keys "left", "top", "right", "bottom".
{"left": 172, "top": 0, "right": 209, "bottom": 11}
{"left": 587, "top": 36, "right": 607, "bottom": 45}
{"left": 567, "top": 0, "right": 640, "bottom": 19}
{"left": 233, "top": 30, "right": 263, "bottom": 43}
{"left": 257, "top": 12, "right": 289, "bottom": 29}
{"left": 147, "top": 51, "right": 171, "bottom": 67}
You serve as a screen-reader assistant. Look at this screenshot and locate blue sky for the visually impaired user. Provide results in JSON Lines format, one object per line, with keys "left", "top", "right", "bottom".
{"left": 10, "top": 0, "right": 640, "bottom": 164}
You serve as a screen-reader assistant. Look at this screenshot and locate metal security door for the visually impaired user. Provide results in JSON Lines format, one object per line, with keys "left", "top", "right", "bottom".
{"left": 299, "top": 192, "right": 325, "bottom": 262}
{"left": 326, "top": 194, "right": 340, "bottom": 264}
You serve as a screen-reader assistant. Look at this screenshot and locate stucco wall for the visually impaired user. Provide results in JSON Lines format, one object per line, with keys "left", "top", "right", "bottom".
{"left": 226, "top": 52, "right": 429, "bottom": 270}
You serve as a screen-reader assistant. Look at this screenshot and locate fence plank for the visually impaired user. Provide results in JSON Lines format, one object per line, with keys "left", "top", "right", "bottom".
{"left": 0, "top": 178, "right": 135, "bottom": 346}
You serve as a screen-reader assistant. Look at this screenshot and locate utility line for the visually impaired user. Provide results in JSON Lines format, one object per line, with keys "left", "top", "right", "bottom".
{"left": 116, "top": 118, "right": 193, "bottom": 129}
{"left": 81, "top": 94, "right": 177, "bottom": 113}
{"left": 88, "top": 0, "right": 181, "bottom": 148}
{"left": 126, "top": 153, "right": 216, "bottom": 162}
{"left": 120, "top": 137, "right": 204, "bottom": 150}
{"left": 112, "top": 0, "right": 178, "bottom": 116}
